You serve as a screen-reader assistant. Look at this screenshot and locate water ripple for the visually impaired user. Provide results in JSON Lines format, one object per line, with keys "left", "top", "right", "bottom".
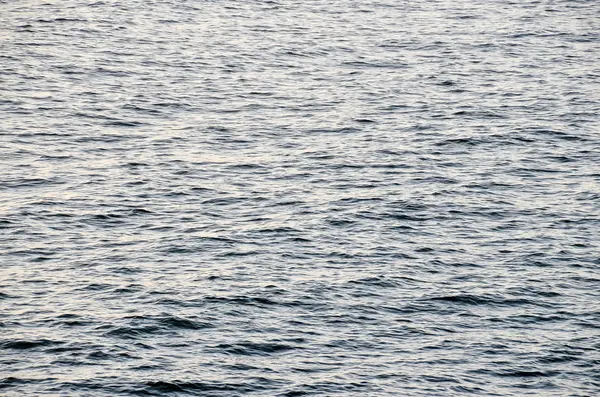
{"left": 1, "top": 0, "right": 599, "bottom": 395}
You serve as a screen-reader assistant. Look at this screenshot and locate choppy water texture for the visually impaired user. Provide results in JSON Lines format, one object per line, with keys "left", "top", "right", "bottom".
{"left": 1, "top": 0, "right": 600, "bottom": 395}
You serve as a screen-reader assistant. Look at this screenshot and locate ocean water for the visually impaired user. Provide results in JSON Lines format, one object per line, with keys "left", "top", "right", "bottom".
{"left": 1, "top": 0, "right": 599, "bottom": 395}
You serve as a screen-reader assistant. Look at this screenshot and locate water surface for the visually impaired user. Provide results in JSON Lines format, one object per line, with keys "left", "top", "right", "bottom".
{"left": 1, "top": 0, "right": 599, "bottom": 396}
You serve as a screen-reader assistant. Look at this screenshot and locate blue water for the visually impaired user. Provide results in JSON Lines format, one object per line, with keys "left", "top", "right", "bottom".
{"left": 1, "top": 0, "right": 599, "bottom": 395}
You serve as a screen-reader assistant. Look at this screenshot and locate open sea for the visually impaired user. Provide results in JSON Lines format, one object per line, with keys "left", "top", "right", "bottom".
{"left": 1, "top": 0, "right": 599, "bottom": 396}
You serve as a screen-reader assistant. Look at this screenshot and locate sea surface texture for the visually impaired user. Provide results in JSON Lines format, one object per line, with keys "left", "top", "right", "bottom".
{"left": 1, "top": 0, "right": 599, "bottom": 396}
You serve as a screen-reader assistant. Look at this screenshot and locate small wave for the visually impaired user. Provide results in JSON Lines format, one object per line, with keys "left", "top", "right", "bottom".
{"left": 496, "top": 369, "right": 561, "bottom": 378}
{"left": 306, "top": 127, "right": 360, "bottom": 135}
{"left": 435, "top": 137, "right": 483, "bottom": 146}
{"left": 155, "top": 315, "right": 213, "bottom": 330}
{"left": 144, "top": 380, "right": 257, "bottom": 394}
{"left": 103, "top": 120, "right": 146, "bottom": 127}
{"left": 346, "top": 276, "right": 405, "bottom": 288}
{"left": 426, "top": 294, "right": 536, "bottom": 307}
{"left": 35, "top": 18, "right": 88, "bottom": 23}
{"left": 0, "top": 177, "right": 63, "bottom": 189}
{"left": 102, "top": 326, "right": 163, "bottom": 339}
{"left": 0, "top": 377, "right": 48, "bottom": 389}
{"left": 213, "top": 341, "right": 300, "bottom": 356}
{"left": 0, "top": 339, "right": 64, "bottom": 350}
{"left": 204, "top": 295, "right": 279, "bottom": 307}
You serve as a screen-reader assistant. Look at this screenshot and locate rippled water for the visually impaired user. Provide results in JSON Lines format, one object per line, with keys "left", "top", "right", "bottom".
{"left": 1, "top": 0, "right": 600, "bottom": 395}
